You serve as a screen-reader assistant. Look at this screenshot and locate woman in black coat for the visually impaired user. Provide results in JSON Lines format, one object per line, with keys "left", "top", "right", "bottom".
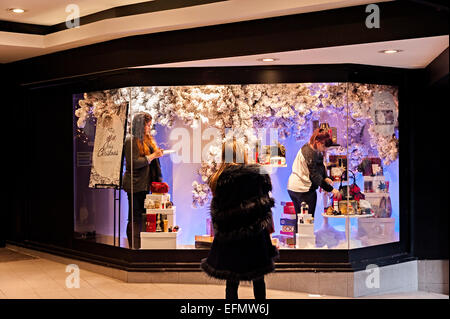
{"left": 201, "top": 140, "right": 279, "bottom": 299}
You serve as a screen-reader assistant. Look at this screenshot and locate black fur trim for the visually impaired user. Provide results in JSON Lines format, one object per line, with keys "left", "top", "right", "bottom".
{"left": 211, "top": 196, "right": 275, "bottom": 241}
{"left": 200, "top": 258, "right": 276, "bottom": 282}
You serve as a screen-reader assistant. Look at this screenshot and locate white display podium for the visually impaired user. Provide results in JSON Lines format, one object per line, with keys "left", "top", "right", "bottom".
{"left": 140, "top": 229, "right": 181, "bottom": 249}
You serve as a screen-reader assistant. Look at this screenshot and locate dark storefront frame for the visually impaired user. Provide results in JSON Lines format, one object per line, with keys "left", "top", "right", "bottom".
{"left": 5, "top": 1, "right": 448, "bottom": 272}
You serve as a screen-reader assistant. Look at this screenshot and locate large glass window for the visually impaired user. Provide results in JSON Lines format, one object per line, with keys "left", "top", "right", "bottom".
{"left": 73, "top": 83, "right": 399, "bottom": 250}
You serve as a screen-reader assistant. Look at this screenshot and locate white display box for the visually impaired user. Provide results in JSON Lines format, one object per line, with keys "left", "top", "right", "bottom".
{"left": 140, "top": 229, "right": 181, "bottom": 249}
{"left": 364, "top": 176, "right": 387, "bottom": 193}
{"left": 296, "top": 234, "right": 316, "bottom": 249}
{"left": 357, "top": 218, "right": 396, "bottom": 246}
{"left": 297, "top": 223, "right": 314, "bottom": 236}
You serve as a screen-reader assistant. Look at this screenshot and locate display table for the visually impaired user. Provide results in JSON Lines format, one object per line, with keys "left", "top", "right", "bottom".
{"left": 322, "top": 213, "right": 374, "bottom": 243}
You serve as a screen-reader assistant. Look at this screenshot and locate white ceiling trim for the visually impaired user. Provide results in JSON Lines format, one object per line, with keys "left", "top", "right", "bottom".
{"left": 132, "top": 36, "right": 449, "bottom": 69}
{"left": 1, "top": 0, "right": 389, "bottom": 63}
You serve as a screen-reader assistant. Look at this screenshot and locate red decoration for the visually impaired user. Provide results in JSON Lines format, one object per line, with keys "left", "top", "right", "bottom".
{"left": 151, "top": 182, "right": 169, "bottom": 194}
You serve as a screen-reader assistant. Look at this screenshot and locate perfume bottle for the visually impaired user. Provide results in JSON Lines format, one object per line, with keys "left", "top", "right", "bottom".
{"left": 156, "top": 214, "right": 162, "bottom": 232}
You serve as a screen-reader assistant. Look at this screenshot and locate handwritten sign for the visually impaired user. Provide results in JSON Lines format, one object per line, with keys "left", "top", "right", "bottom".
{"left": 89, "top": 103, "right": 128, "bottom": 188}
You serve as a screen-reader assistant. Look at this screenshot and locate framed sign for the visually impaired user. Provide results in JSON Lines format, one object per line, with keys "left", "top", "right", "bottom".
{"left": 371, "top": 91, "right": 398, "bottom": 137}
{"left": 89, "top": 103, "right": 128, "bottom": 188}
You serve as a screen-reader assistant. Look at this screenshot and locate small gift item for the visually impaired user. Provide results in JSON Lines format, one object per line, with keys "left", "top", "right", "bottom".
{"left": 282, "top": 202, "right": 295, "bottom": 214}
{"left": 326, "top": 206, "right": 334, "bottom": 215}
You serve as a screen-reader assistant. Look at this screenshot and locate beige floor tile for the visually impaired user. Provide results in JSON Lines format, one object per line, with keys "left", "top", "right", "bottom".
{"left": 65, "top": 287, "right": 109, "bottom": 299}
{"left": 2, "top": 287, "right": 40, "bottom": 299}
{"left": 94, "top": 283, "right": 142, "bottom": 299}
{"left": 133, "top": 286, "right": 176, "bottom": 299}
{"left": 0, "top": 277, "right": 32, "bottom": 291}
{"left": 34, "top": 288, "right": 75, "bottom": 299}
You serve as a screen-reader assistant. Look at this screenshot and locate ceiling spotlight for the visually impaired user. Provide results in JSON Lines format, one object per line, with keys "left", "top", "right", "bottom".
{"left": 7, "top": 8, "right": 26, "bottom": 13}
{"left": 258, "top": 58, "right": 278, "bottom": 62}
{"left": 379, "top": 49, "right": 402, "bottom": 54}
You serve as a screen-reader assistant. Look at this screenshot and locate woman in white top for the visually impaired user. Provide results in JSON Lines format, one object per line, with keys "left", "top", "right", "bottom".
{"left": 287, "top": 128, "right": 340, "bottom": 224}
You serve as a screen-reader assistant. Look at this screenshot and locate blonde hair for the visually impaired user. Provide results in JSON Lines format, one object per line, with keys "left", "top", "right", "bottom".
{"left": 208, "top": 139, "right": 248, "bottom": 195}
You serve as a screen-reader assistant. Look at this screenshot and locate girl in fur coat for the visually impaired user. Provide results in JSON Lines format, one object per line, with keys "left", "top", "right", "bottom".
{"left": 200, "top": 140, "right": 279, "bottom": 299}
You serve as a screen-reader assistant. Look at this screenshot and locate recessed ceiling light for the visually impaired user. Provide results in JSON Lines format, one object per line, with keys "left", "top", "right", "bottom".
{"left": 258, "top": 58, "right": 279, "bottom": 62}
{"left": 379, "top": 49, "right": 403, "bottom": 54}
{"left": 7, "top": 8, "right": 26, "bottom": 13}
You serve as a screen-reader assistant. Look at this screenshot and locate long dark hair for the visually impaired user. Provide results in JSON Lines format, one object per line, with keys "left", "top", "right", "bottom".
{"left": 131, "top": 112, "right": 158, "bottom": 156}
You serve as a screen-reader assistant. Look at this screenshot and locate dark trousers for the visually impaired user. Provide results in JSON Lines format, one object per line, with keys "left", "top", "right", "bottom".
{"left": 226, "top": 277, "right": 266, "bottom": 299}
{"left": 287, "top": 189, "right": 317, "bottom": 236}
{"left": 126, "top": 191, "right": 147, "bottom": 249}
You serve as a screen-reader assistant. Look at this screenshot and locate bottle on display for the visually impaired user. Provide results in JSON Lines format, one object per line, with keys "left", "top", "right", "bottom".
{"left": 156, "top": 214, "right": 162, "bottom": 232}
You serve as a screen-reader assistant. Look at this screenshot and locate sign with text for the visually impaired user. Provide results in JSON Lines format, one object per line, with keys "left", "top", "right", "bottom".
{"left": 89, "top": 103, "right": 128, "bottom": 188}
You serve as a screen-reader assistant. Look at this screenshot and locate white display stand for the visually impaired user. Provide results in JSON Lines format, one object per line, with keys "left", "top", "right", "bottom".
{"left": 142, "top": 193, "right": 178, "bottom": 249}
{"left": 140, "top": 229, "right": 181, "bottom": 249}
{"left": 296, "top": 234, "right": 315, "bottom": 248}
{"left": 322, "top": 213, "right": 374, "bottom": 243}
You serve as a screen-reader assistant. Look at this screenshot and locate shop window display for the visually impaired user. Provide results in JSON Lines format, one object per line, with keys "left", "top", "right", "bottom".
{"left": 73, "top": 83, "right": 399, "bottom": 250}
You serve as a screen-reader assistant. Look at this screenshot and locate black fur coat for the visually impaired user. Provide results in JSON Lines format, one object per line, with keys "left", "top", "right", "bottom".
{"left": 200, "top": 164, "right": 279, "bottom": 281}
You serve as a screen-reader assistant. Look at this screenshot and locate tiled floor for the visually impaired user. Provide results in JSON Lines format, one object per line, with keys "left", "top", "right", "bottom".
{"left": 0, "top": 248, "right": 448, "bottom": 300}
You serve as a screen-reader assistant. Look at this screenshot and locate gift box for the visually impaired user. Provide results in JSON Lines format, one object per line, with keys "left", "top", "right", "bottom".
{"left": 358, "top": 158, "right": 383, "bottom": 176}
{"left": 281, "top": 202, "right": 296, "bottom": 214}
{"left": 281, "top": 225, "right": 295, "bottom": 235}
{"left": 146, "top": 214, "right": 157, "bottom": 232}
{"left": 280, "top": 218, "right": 296, "bottom": 226}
